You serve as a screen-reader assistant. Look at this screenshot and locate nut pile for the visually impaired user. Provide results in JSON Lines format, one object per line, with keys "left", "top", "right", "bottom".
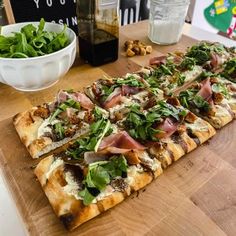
{"left": 124, "top": 40, "right": 153, "bottom": 57}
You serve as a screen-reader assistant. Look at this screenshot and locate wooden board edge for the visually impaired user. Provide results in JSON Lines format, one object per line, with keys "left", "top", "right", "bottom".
{"left": 0, "top": 149, "right": 37, "bottom": 234}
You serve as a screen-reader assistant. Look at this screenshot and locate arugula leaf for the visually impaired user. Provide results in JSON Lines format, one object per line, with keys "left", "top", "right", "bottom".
{"left": 212, "top": 83, "right": 230, "bottom": 99}
{"left": 124, "top": 101, "right": 187, "bottom": 141}
{"left": 49, "top": 98, "right": 80, "bottom": 122}
{"left": 179, "top": 57, "right": 196, "bottom": 70}
{"left": 179, "top": 89, "right": 210, "bottom": 112}
{"left": 67, "top": 118, "right": 112, "bottom": 159}
{"left": 186, "top": 43, "right": 211, "bottom": 65}
{"left": 116, "top": 75, "right": 144, "bottom": 87}
{"left": 221, "top": 59, "right": 236, "bottom": 82}
{"left": 0, "top": 18, "right": 70, "bottom": 58}
{"left": 177, "top": 74, "right": 186, "bottom": 86}
{"left": 79, "top": 156, "right": 128, "bottom": 205}
{"left": 193, "top": 96, "right": 210, "bottom": 111}
{"left": 54, "top": 122, "right": 65, "bottom": 139}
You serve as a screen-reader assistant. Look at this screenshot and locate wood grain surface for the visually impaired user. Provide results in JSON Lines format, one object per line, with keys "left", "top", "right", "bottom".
{"left": 0, "top": 21, "right": 235, "bottom": 236}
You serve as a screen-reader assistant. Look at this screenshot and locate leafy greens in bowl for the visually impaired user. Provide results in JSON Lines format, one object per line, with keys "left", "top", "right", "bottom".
{"left": 0, "top": 18, "right": 70, "bottom": 58}
{"left": 0, "top": 20, "right": 76, "bottom": 91}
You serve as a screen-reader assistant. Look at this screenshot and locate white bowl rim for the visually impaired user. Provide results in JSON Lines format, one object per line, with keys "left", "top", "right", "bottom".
{"left": 0, "top": 21, "right": 77, "bottom": 61}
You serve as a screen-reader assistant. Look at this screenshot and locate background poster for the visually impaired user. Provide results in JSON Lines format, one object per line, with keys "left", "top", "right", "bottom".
{"left": 192, "top": 0, "right": 236, "bottom": 41}
{"left": 204, "top": 0, "right": 236, "bottom": 40}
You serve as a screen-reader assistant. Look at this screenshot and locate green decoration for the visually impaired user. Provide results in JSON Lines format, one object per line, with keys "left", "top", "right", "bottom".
{"left": 204, "top": 0, "right": 236, "bottom": 39}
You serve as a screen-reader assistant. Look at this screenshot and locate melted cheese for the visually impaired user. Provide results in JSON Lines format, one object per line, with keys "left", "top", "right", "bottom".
{"left": 37, "top": 118, "right": 60, "bottom": 138}
{"left": 45, "top": 159, "right": 64, "bottom": 179}
{"left": 63, "top": 171, "right": 83, "bottom": 200}
{"left": 215, "top": 105, "right": 230, "bottom": 117}
{"left": 183, "top": 65, "right": 202, "bottom": 82}
{"left": 126, "top": 165, "right": 144, "bottom": 185}
{"left": 132, "top": 91, "right": 149, "bottom": 104}
{"left": 185, "top": 118, "right": 209, "bottom": 132}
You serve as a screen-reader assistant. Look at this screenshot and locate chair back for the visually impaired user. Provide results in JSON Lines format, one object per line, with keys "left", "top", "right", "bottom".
{"left": 120, "top": 0, "right": 137, "bottom": 25}
{"left": 139, "top": 0, "right": 149, "bottom": 21}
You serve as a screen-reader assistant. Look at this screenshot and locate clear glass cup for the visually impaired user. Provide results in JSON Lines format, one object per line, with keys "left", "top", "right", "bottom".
{"left": 148, "top": 0, "right": 190, "bottom": 45}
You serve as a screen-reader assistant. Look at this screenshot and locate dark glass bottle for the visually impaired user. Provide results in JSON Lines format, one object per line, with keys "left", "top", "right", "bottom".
{"left": 77, "top": 0, "right": 119, "bottom": 66}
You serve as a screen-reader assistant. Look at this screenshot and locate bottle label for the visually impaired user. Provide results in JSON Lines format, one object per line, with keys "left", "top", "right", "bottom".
{"left": 98, "top": 0, "right": 118, "bottom": 10}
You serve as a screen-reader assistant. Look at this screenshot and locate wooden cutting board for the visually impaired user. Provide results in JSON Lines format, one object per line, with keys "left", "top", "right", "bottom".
{"left": 0, "top": 21, "right": 236, "bottom": 235}
{"left": 1, "top": 112, "right": 236, "bottom": 235}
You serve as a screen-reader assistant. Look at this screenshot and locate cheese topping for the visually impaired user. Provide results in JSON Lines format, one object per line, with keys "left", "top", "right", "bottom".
{"left": 215, "top": 105, "right": 230, "bottom": 117}
{"left": 63, "top": 171, "right": 83, "bottom": 200}
{"left": 46, "top": 158, "right": 64, "bottom": 179}
{"left": 185, "top": 118, "right": 209, "bottom": 132}
{"left": 183, "top": 65, "right": 202, "bottom": 82}
{"left": 37, "top": 118, "right": 60, "bottom": 138}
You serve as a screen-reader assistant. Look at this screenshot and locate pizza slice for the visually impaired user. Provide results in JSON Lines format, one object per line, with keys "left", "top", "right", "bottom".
{"left": 115, "top": 98, "right": 216, "bottom": 168}
{"left": 13, "top": 90, "right": 108, "bottom": 159}
{"left": 185, "top": 41, "right": 235, "bottom": 72}
{"left": 84, "top": 72, "right": 164, "bottom": 121}
{"left": 147, "top": 52, "right": 204, "bottom": 95}
{"left": 35, "top": 121, "right": 163, "bottom": 231}
{"left": 178, "top": 76, "right": 235, "bottom": 129}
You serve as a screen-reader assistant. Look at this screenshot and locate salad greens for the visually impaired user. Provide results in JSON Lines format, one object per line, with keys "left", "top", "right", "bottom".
{"left": 124, "top": 102, "right": 187, "bottom": 141}
{"left": 79, "top": 155, "right": 128, "bottom": 205}
{"left": 221, "top": 58, "right": 236, "bottom": 82}
{"left": 0, "top": 18, "right": 70, "bottom": 58}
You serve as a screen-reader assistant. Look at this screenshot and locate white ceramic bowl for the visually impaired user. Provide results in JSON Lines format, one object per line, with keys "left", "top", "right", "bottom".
{"left": 0, "top": 22, "right": 76, "bottom": 91}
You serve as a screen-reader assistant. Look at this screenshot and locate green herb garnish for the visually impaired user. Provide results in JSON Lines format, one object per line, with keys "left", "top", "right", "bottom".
{"left": 49, "top": 98, "right": 80, "bottom": 122}
{"left": 0, "top": 18, "right": 70, "bottom": 58}
{"left": 221, "top": 58, "right": 236, "bottom": 82}
{"left": 124, "top": 101, "right": 187, "bottom": 141}
{"left": 179, "top": 88, "right": 210, "bottom": 112}
{"left": 79, "top": 155, "right": 128, "bottom": 205}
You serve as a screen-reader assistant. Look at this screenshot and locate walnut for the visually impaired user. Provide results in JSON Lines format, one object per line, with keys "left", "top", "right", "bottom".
{"left": 140, "top": 47, "right": 146, "bottom": 56}
{"left": 124, "top": 40, "right": 152, "bottom": 57}
{"left": 126, "top": 48, "right": 135, "bottom": 57}
{"left": 145, "top": 45, "right": 152, "bottom": 54}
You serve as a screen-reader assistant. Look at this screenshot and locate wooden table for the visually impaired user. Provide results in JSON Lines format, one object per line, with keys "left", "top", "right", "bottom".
{"left": 0, "top": 21, "right": 236, "bottom": 236}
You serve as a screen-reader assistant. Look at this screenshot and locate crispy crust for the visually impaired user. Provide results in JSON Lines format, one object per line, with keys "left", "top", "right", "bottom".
{"left": 149, "top": 117, "right": 216, "bottom": 169}
{"left": 204, "top": 104, "right": 234, "bottom": 129}
{"left": 35, "top": 155, "right": 163, "bottom": 231}
{"left": 13, "top": 109, "right": 90, "bottom": 159}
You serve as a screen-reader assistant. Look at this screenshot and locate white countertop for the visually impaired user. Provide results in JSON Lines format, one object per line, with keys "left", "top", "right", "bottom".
{"left": 0, "top": 23, "right": 235, "bottom": 236}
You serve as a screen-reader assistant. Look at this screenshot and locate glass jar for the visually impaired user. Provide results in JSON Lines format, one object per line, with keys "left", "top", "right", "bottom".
{"left": 76, "top": 0, "right": 119, "bottom": 66}
{"left": 148, "top": 0, "right": 190, "bottom": 45}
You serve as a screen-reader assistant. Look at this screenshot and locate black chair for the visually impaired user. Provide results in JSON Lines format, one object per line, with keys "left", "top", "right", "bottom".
{"left": 120, "top": 0, "right": 137, "bottom": 25}
{"left": 139, "top": 0, "right": 149, "bottom": 21}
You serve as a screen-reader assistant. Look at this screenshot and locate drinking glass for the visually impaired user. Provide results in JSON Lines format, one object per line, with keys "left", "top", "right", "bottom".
{"left": 148, "top": 0, "right": 190, "bottom": 45}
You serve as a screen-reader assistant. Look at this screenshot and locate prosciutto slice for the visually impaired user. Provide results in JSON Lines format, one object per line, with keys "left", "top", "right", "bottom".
{"left": 103, "top": 87, "right": 122, "bottom": 109}
{"left": 149, "top": 56, "right": 167, "bottom": 66}
{"left": 197, "top": 78, "right": 212, "bottom": 101}
{"left": 57, "top": 90, "right": 68, "bottom": 104}
{"left": 210, "top": 52, "right": 222, "bottom": 69}
{"left": 121, "top": 85, "right": 141, "bottom": 96}
{"left": 72, "top": 92, "right": 94, "bottom": 110}
{"left": 99, "top": 131, "right": 145, "bottom": 154}
{"left": 155, "top": 118, "right": 179, "bottom": 139}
